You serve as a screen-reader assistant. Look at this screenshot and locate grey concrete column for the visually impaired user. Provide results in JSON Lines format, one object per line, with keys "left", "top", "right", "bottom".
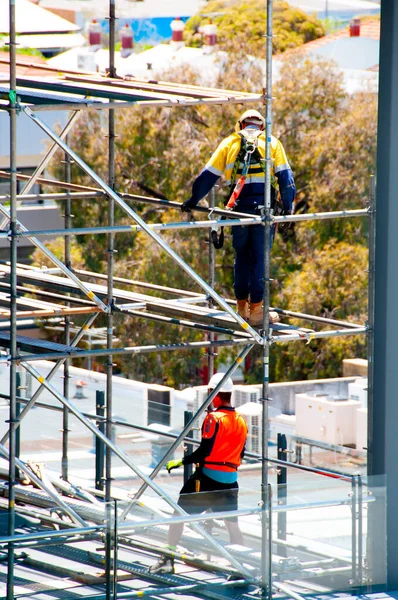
{"left": 372, "top": 0, "right": 398, "bottom": 589}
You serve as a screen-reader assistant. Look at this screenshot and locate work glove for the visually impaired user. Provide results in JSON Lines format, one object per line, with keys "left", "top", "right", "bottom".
{"left": 165, "top": 458, "right": 183, "bottom": 473}
{"left": 181, "top": 198, "right": 197, "bottom": 213}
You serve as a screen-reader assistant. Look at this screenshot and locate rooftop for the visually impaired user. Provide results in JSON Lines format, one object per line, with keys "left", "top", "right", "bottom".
{"left": 280, "top": 18, "right": 380, "bottom": 70}
{"left": 0, "top": 0, "right": 81, "bottom": 35}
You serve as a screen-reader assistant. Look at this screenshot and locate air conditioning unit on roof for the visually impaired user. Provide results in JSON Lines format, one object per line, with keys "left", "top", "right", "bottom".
{"left": 348, "top": 378, "right": 368, "bottom": 408}
{"left": 233, "top": 384, "right": 261, "bottom": 408}
{"left": 191, "top": 386, "right": 208, "bottom": 440}
{"left": 295, "top": 392, "right": 360, "bottom": 446}
{"left": 237, "top": 402, "right": 263, "bottom": 454}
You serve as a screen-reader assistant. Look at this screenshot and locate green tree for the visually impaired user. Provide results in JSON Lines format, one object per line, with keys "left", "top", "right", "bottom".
{"left": 43, "top": 50, "right": 376, "bottom": 385}
{"left": 184, "top": 0, "right": 325, "bottom": 55}
{"left": 245, "top": 241, "right": 368, "bottom": 383}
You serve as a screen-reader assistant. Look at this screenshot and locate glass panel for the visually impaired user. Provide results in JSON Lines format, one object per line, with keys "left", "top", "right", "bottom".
{"left": 0, "top": 468, "right": 386, "bottom": 598}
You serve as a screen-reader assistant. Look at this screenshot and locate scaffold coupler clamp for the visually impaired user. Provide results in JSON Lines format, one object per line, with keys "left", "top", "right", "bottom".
{"left": 208, "top": 207, "right": 224, "bottom": 249}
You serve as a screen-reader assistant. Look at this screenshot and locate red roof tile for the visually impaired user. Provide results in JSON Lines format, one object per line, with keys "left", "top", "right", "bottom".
{"left": 279, "top": 18, "right": 380, "bottom": 59}
{"left": 0, "top": 52, "right": 49, "bottom": 77}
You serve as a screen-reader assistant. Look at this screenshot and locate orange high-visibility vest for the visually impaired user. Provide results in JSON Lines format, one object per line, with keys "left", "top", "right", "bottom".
{"left": 202, "top": 409, "right": 248, "bottom": 472}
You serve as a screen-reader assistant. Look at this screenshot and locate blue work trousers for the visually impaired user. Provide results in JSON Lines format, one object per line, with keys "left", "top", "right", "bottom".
{"left": 232, "top": 206, "right": 275, "bottom": 304}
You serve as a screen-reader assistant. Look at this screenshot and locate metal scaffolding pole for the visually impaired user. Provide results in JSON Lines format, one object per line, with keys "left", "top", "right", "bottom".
{"left": 0, "top": 111, "right": 80, "bottom": 231}
{"left": 19, "top": 360, "right": 253, "bottom": 578}
{"left": 0, "top": 443, "right": 86, "bottom": 527}
{"left": 11, "top": 327, "right": 366, "bottom": 365}
{"left": 0, "top": 313, "right": 98, "bottom": 446}
{"left": 22, "top": 106, "right": 264, "bottom": 345}
{"left": 260, "top": 0, "right": 273, "bottom": 596}
{"left": 3, "top": 209, "right": 369, "bottom": 241}
{"left": 105, "top": 3, "right": 116, "bottom": 593}
{"left": 367, "top": 175, "right": 376, "bottom": 472}
{"left": 120, "top": 344, "right": 253, "bottom": 519}
{"left": 208, "top": 187, "right": 216, "bottom": 379}
{"left": 28, "top": 93, "right": 264, "bottom": 113}
{"left": 62, "top": 134, "right": 72, "bottom": 482}
{"left": 0, "top": 202, "right": 108, "bottom": 313}
{"left": 7, "top": 0, "right": 17, "bottom": 596}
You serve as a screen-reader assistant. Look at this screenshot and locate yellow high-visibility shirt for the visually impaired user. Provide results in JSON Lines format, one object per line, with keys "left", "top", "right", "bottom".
{"left": 204, "top": 131, "right": 291, "bottom": 186}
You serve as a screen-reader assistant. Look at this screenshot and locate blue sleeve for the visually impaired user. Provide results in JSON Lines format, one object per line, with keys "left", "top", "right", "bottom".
{"left": 276, "top": 168, "right": 296, "bottom": 213}
{"left": 189, "top": 169, "right": 220, "bottom": 205}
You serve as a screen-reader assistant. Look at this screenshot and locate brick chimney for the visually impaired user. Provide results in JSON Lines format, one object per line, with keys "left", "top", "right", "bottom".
{"left": 350, "top": 18, "right": 361, "bottom": 37}
{"left": 170, "top": 17, "right": 185, "bottom": 47}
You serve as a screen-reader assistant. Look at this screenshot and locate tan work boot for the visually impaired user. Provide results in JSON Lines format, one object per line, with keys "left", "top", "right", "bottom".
{"left": 249, "top": 302, "right": 280, "bottom": 326}
{"left": 236, "top": 299, "right": 249, "bottom": 320}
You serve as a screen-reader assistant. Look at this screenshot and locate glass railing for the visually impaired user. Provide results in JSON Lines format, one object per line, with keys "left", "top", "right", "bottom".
{"left": 0, "top": 470, "right": 386, "bottom": 598}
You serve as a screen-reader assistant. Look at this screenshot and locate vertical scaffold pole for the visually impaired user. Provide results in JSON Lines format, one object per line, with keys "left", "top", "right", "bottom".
{"left": 7, "top": 0, "right": 17, "bottom": 597}
{"left": 261, "top": 0, "right": 273, "bottom": 597}
{"left": 208, "top": 187, "right": 216, "bottom": 379}
{"left": 106, "top": 1, "right": 116, "bottom": 597}
{"left": 62, "top": 135, "right": 72, "bottom": 482}
{"left": 367, "top": 175, "right": 376, "bottom": 473}
{"left": 7, "top": 0, "right": 17, "bottom": 600}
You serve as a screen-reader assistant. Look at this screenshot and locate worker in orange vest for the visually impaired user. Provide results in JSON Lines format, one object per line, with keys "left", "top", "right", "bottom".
{"left": 149, "top": 372, "right": 248, "bottom": 575}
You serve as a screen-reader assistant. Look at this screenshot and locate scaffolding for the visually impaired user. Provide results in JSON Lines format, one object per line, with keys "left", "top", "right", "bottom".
{"left": 0, "top": 1, "right": 379, "bottom": 599}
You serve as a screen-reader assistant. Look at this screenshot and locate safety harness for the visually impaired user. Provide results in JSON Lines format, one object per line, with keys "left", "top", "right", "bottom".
{"left": 210, "top": 129, "right": 283, "bottom": 249}
{"left": 210, "top": 129, "right": 264, "bottom": 249}
{"left": 226, "top": 128, "right": 264, "bottom": 210}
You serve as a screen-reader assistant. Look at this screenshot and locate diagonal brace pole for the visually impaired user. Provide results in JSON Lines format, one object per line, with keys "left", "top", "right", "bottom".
{"left": 121, "top": 343, "right": 254, "bottom": 520}
{"left": 0, "top": 201, "right": 108, "bottom": 313}
{"left": 0, "top": 443, "right": 86, "bottom": 526}
{"left": 0, "top": 313, "right": 99, "bottom": 446}
{"left": 23, "top": 106, "right": 263, "bottom": 345}
{"left": 19, "top": 361, "right": 253, "bottom": 578}
{"left": 0, "top": 112, "right": 81, "bottom": 230}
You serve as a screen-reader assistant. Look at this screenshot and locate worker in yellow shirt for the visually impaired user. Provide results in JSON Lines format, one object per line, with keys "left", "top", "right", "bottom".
{"left": 182, "top": 109, "right": 296, "bottom": 326}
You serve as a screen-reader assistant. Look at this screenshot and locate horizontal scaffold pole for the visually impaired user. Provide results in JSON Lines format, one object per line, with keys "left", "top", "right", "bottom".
{"left": 0, "top": 204, "right": 108, "bottom": 313}
{"left": 117, "top": 307, "right": 250, "bottom": 338}
{"left": 24, "top": 106, "right": 263, "bottom": 345}
{"left": 11, "top": 336, "right": 250, "bottom": 363}
{"left": 7, "top": 218, "right": 261, "bottom": 239}
{"left": 273, "top": 308, "right": 363, "bottom": 329}
{"left": 273, "top": 209, "right": 368, "bottom": 223}
{"left": 75, "top": 269, "right": 203, "bottom": 298}
{"left": 0, "top": 313, "right": 99, "bottom": 446}
{"left": 0, "top": 211, "right": 369, "bottom": 241}
{"left": 0, "top": 173, "right": 369, "bottom": 223}
{"left": 27, "top": 93, "right": 264, "bottom": 113}
{"left": 272, "top": 326, "right": 367, "bottom": 344}
{"left": 4, "top": 328, "right": 367, "bottom": 365}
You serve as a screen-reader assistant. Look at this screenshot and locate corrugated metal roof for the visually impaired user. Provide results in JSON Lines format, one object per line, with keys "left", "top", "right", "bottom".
{"left": 0, "top": 0, "right": 80, "bottom": 35}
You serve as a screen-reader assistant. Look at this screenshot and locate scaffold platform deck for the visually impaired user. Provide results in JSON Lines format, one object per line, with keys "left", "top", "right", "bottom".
{"left": 0, "top": 263, "right": 315, "bottom": 340}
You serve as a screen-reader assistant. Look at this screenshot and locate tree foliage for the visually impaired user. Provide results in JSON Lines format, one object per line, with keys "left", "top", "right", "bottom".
{"left": 271, "top": 241, "right": 367, "bottom": 382}
{"left": 40, "top": 5, "right": 377, "bottom": 386}
{"left": 184, "top": 0, "right": 325, "bottom": 55}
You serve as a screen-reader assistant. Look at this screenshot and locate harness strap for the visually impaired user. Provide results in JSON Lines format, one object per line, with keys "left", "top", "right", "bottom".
{"left": 210, "top": 227, "right": 224, "bottom": 249}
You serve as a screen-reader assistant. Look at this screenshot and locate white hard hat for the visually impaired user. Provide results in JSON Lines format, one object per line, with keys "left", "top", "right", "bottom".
{"left": 208, "top": 372, "right": 234, "bottom": 392}
{"left": 235, "top": 109, "right": 265, "bottom": 132}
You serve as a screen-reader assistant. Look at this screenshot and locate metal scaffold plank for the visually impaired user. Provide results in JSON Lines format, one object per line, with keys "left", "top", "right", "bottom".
{"left": 0, "top": 331, "right": 86, "bottom": 355}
